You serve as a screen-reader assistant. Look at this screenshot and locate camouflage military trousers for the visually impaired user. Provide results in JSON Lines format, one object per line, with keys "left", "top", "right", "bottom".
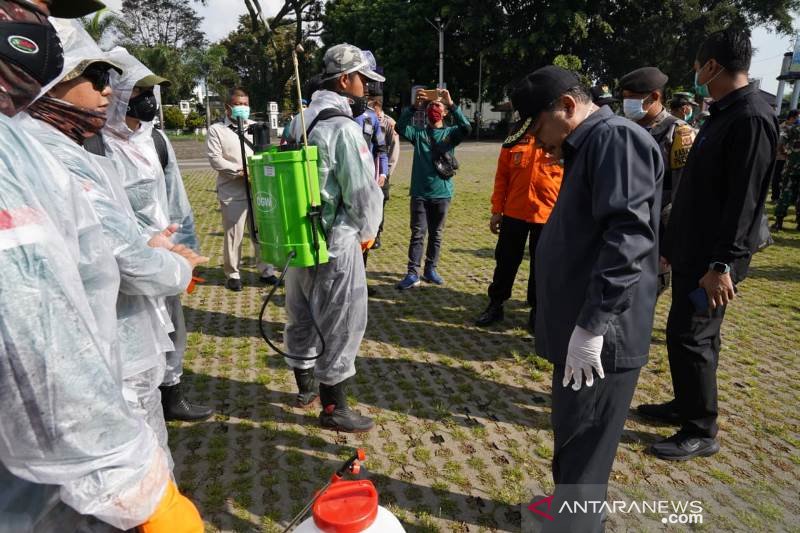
{"left": 775, "top": 167, "right": 800, "bottom": 219}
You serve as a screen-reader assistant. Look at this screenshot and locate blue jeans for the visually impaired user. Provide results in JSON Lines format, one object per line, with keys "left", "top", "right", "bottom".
{"left": 407, "top": 197, "right": 450, "bottom": 275}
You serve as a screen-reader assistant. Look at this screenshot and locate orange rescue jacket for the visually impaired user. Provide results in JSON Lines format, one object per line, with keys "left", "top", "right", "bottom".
{"left": 490, "top": 134, "right": 563, "bottom": 224}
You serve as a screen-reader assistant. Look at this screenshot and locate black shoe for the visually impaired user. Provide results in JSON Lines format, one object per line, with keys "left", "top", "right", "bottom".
{"left": 637, "top": 399, "right": 681, "bottom": 424}
{"left": 160, "top": 383, "right": 213, "bottom": 421}
{"left": 371, "top": 236, "right": 381, "bottom": 250}
{"left": 293, "top": 368, "right": 318, "bottom": 407}
{"left": 650, "top": 431, "right": 720, "bottom": 461}
{"left": 261, "top": 274, "right": 281, "bottom": 286}
{"left": 318, "top": 379, "right": 374, "bottom": 433}
{"left": 771, "top": 217, "right": 784, "bottom": 232}
{"left": 475, "top": 303, "right": 504, "bottom": 327}
{"left": 226, "top": 278, "right": 243, "bottom": 292}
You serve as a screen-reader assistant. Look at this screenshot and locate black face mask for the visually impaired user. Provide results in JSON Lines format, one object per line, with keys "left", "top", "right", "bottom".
{"left": 0, "top": 21, "right": 63, "bottom": 86}
{"left": 127, "top": 89, "right": 158, "bottom": 122}
{"left": 340, "top": 91, "right": 368, "bottom": 117}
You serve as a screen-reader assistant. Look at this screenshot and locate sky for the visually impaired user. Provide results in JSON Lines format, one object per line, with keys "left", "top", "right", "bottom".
{"left": 102, "top": 1, "right": 797, "bottom": 96}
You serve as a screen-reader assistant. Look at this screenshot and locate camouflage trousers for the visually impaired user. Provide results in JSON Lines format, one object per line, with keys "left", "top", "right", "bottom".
{"left": 775, "top": 168, "right": 800, "bottom": 219}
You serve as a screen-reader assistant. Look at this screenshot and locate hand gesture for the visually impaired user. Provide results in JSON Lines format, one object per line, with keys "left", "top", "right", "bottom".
{"left": 439, "top": 89, "right": 454, "bottom": 107}
{"left": 148, "top": 224, "right": 179, "bottom": 249}
{"left": 171, "top": 244, "right": 209, "bottom": 269}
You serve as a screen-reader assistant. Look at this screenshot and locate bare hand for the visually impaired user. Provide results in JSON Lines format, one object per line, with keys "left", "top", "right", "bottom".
{"left": 148, "top": 224, "right": 179, "bottom": 249}
{"left": 171, "top": 244, "right": 209, "bottom": 269}
{"left": 236, "top": 169, "right": 245, "bottom": 178}
{"left": 377, "top": 174, "right": 387, "bottom": 187}
{"left": 490, "top": 213, "right": 502, "bottom": 235}
{"left": 659, "top": 256, "right": 671, "bottom": 272}
{"left": 699, "top": 270, "right": 735, "bottom": 309}
{"left": 439, "top": 89, "right": 454, "bottom": 107}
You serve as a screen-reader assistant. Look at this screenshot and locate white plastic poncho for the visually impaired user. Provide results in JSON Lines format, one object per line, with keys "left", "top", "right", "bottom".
{"left": 0, "top": 114, "right": 170, "bottom": 530}
{"left": 284, "top": 90, "right": 384, "bottom": 383}
{"left": 103, "top": 46, "right": 199, "bottom": 251}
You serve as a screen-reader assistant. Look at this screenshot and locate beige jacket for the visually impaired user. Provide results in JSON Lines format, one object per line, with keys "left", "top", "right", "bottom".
{"left": 206, "top": 116, "right": 254, "bottom": 202}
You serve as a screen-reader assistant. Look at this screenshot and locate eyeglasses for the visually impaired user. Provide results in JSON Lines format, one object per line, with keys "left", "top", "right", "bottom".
{"left": 81, "top": 65, "right": 111, "bottom": 91}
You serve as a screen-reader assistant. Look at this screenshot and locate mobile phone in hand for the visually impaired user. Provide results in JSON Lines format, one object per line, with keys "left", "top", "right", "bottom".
{"left": 688, "top": 287, "right": 709, "bottom": 313}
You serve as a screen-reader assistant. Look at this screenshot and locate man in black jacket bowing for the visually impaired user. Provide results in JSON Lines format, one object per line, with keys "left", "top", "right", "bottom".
{"left": 517, "top": 66, "right": 663, "bottom": 531}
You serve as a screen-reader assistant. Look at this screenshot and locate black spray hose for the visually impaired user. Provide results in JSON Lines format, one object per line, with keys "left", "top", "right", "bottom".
{"left": 258, "top": 212, "right": 327, "bottom": 361}
{"left": 237, "top": 116, "right": 259, "bottom": 245}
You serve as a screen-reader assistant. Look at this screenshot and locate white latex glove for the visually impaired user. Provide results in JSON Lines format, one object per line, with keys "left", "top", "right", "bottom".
{"left": 563, "top": 325, "right": 605, "bottom": 391}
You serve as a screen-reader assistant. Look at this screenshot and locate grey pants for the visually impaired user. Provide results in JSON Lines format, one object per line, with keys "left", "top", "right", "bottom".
{"left": 283, "top": 238, "right": 367, "bottom": 385}
{"left": 162, "top": 295, "right": 185, "bottom": 387}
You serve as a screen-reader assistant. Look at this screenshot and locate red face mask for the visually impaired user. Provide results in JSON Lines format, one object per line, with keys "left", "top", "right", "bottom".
{"left": 427, "top": 106, "right": 443, "bottom": 124}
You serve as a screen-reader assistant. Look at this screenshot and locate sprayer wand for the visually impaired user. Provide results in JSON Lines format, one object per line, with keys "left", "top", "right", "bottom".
{"left": 292, "top": 44, "right": 323, "bottom": 258}
{"left": 237, "top": 116, "right": 259, "bottom": 245}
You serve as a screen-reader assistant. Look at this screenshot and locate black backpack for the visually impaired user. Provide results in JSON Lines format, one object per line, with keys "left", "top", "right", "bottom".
{"left": 83, "top": 128, "right": 169, "bottom": 170}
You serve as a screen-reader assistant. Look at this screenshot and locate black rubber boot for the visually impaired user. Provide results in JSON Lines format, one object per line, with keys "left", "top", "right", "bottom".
{"left": 319, "top": 379, "right": 374, "bottom": 433}
{"left": 160, "top": 383, "right": 213, "bottom": 422}
{"left": 475, "top": 302, "right": 504, "bottom": 327}
{"left": 293, "top": 368, "right": 319, "bottom": 407}
{"left": 771, "top": 216, "right": 784, "bottom": 231}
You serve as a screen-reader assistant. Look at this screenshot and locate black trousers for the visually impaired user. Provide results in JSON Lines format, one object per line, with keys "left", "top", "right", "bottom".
{"left": 666, "top": 272, "right": 727, "bottom": 438}
{"left": 407, "top": 197, "right": 450, "bottom": 275}
{"left": 771, "top": 159, "right": 786, "bottom": 202}
{"left": 545, "top": 365, "right": 641, "bottom": 532}
{"left": 487, "top": 216, "right": 542, "bottom": 307}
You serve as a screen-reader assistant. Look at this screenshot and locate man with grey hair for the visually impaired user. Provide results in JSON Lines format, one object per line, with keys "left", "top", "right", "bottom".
{"left": 518, "top": 66, "right": 663, "bottom": 530}
{"left": 207, "top": 87, "right": 278, "bottom": 291}
{"left": 284, "top": 43, "right": 384, "bottom": 432}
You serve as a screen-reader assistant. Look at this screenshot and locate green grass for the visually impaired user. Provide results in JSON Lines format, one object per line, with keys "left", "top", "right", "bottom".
{"left": 170, "top": 139, "right": 800, "bottom": 532}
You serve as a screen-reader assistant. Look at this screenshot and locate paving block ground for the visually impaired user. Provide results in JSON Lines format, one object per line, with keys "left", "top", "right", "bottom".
{"left": 169, "top": 138, "right": 800, "bottom": 532}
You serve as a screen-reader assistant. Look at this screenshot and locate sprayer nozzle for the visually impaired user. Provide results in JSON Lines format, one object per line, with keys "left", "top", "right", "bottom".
{"left": 295, "top": 44, "right": 305, "bottom": 54}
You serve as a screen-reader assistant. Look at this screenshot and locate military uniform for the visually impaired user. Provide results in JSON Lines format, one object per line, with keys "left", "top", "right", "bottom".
{"left": 619, "top": 67, "right": 696, "bottom": 295}
{"left": 774, "top": 123, "right": 800, "bottom": 229}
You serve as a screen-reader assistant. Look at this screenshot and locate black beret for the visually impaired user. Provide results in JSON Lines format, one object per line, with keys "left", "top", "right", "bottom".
{"left": 512, "top": 66, "right": 581, "bottom": 122}
{"left": 619, "top": 67, "right": 668, "bottom": 93}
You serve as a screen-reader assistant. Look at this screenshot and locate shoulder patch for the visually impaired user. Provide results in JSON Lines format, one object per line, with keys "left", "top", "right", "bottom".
{"left": 670, "top": 125, "right": 695, "bottom": 169}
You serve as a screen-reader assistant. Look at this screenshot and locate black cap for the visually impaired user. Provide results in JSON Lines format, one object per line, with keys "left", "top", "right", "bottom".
{"left": 49, "top": 0, "right": 106, "bottom": 18}
{"left": 619, "top": 67, "right": 668, "bottom": 94}
{"left": 590, "top": 83, "right": 617, "bottom": 106}
{"left": 511, "top": 66, "right": 581, "bottom": 122}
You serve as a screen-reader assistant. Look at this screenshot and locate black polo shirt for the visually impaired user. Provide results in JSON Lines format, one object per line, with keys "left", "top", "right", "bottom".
{"left": 535, "top": 106, "right": 663, "bottom": 370}
{"left": 663, "top": 83, "right": 778, "bottom": 282}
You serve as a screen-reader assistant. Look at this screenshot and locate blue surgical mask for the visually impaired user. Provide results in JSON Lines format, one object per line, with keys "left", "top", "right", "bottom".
{"left": 693, "top": 71, "right": 709, "bottom": 99}
{"left": 685, "top": 109, "right": 694, "bottom": 123}
{"left": 231, "top": 105, "right": 250, "bottom": 121}
{"left": 694, "top": 62, "right": 724, "bottom": 99}
{"left": 623, "top": 98, "right": 649, "bottom": 121}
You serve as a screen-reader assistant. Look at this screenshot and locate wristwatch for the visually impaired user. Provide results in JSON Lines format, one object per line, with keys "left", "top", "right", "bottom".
{"left": 709, "top": 261, "right": 731, "bottom": 274}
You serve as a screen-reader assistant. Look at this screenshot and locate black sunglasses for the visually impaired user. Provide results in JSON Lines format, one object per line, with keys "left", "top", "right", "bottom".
{"left": 81, "top": 65, "right": 111, "bottom": 91}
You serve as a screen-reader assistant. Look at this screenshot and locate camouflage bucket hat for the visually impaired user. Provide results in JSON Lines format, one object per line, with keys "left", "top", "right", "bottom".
{"left": 322, "top": 43, "right": 385, "bottom": 83}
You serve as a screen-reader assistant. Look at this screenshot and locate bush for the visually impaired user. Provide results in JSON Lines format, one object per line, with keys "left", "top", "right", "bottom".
{"left": 163, "top": 106, "right": 185, "bottom": 130}
{"left": 185, "top": 110, "right": 205, "bottom": 130}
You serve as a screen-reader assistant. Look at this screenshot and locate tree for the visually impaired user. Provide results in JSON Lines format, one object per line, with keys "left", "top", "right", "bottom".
{"left": 321, "top": 0, "right": 800, "bottom": 106}
{"left": 128, "top": 45, "right": 200, "bottom": 104}
{"left": 116, "top": 0, "right": 206, "bottom": 49}
{"left": 219, "top": 15, "right": 320, "bottom": 113}
{"left": 163, "top": 106, "right": 185, "bottom": 129}
{"left": 81, "top": 8, "right": 120, "bottom": 48}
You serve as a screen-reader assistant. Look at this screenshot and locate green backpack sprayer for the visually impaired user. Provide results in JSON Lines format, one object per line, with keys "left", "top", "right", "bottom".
{"left": 234, "top": 44, "right": 328, "bottom": 362}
